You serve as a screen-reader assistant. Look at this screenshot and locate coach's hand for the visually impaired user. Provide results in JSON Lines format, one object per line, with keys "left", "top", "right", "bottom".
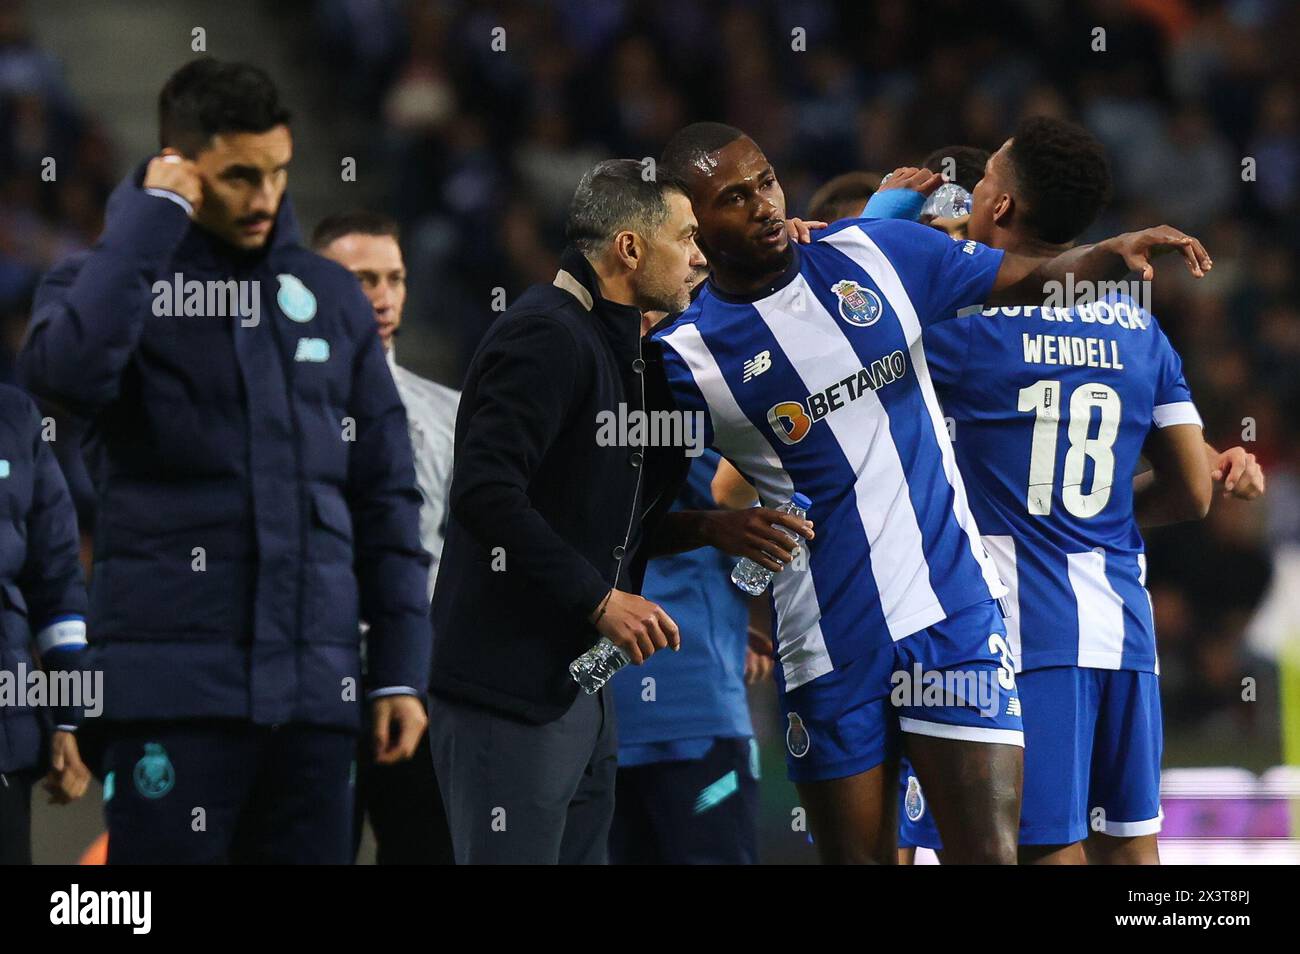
{"left": 42, "top": 731, "right": 91, "bottom": 804}
{"left": 372, "top": 694, "right": 429, "bottom": 764}
{"left": 1213, "top": 446, "right": 1265, "bottom": 500}
{"left": 592, "top": 589, "right": 680, "bottom": 664}
{"left": 144, "top": 151, "right": 204, "bottom": 214}
{"left": 703, "top": 508, "right": 814, "bottom": 573}
{"left": 1103, "top": 225, "right": 1212, "bottom": 281}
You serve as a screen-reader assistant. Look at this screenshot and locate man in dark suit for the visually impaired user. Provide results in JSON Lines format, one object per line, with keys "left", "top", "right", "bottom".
{"left": 429, "top": 159, "right": 813, "bottom": 864}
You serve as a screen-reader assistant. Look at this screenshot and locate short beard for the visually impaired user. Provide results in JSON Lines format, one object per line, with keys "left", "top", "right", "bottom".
{"left": 640, "top": 285, "right": 692, "bottom": 317}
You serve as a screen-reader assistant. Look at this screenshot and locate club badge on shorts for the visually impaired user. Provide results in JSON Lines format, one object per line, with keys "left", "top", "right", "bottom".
{"left": 905, "top": 774, "right": 927, "bottom": 822}
{"left": 786, "top": 712, "right": 810, "bottom": 758}
{"left": 133, "top": 743, "right": 175, "bottom": 799}
{"left": 831, "top": 279, "right": 882, "bottom": 327}
{"left": 276, "top": 273, "right": 317, "bottom": 323}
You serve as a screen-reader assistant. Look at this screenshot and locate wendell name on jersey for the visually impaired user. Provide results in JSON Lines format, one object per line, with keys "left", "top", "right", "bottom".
{"left": 999, "top": 299, "right": 1151, "bottom": 371}
{"left": 655, "top": 218, "right": 1009, "bottom": 691}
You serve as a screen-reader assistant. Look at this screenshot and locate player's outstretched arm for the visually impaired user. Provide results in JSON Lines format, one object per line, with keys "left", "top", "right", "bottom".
{"left": 987, "top": 225, "right": 1213, "bottom": 307}
{"left": 1134, "top": 424, "right": 1214, "bottom": 528}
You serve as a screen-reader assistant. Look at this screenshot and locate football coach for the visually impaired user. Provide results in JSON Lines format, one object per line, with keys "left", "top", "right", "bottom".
{"left": 17, "top": 58, "right": 430, "bottom": 863}
{"left": 429, "top": 159, "right": 813, "bottom": 864}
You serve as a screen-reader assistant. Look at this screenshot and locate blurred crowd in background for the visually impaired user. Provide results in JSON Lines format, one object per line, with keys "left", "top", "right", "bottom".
{"left": 2, "top": 0, "right": 1298, "bottom": 761}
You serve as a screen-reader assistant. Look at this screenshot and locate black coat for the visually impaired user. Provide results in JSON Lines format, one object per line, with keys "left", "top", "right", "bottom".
{"left": 430, "top": 247, "right": 688, "bottom": 722}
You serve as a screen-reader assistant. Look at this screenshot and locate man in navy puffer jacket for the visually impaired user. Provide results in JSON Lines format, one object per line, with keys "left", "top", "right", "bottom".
{"left": 17, "top": 58, "right": 430, "bottom": 864}
{"left": 0, "top": 384, "right": 92, "bottom": 864}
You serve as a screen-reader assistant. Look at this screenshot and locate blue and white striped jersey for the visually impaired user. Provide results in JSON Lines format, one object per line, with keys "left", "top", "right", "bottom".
{"left": 654, "top": 218, "right": 1007, "bottom": 690}
{"left": 923, "top": 293, "right": 1201, "bottom": 673}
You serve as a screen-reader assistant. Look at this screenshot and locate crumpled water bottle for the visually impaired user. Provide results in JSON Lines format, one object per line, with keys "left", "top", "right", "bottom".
{"left": 921, "top": 182, "right": 972, "bottom": 220}
{"left": 570, "top": 636, "right": 630, "bottom": 694}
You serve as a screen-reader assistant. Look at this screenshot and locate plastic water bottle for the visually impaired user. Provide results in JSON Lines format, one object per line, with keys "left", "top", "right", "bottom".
{"left": 730, "top": 493, "right": 812, "bottom": 596}
{"left": 569, "top": 636, "right": 631, "bottom": 694}
{"left": 921, "top": 182, "right": 972, "bottom": 220}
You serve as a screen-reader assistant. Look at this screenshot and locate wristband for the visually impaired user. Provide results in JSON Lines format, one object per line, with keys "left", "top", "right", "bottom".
{"left": 863, "top": 188, "right": 926, "bottom": 221}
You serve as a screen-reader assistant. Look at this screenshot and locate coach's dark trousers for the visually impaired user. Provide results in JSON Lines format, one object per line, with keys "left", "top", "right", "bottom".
{"left": 428, "top": 688, "right": 617, "bottom": 864}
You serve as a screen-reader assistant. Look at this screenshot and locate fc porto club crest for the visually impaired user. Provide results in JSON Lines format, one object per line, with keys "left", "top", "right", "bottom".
{"left": 831, "top": 279, "right": 883, "bottom": 327}
{"left": 133, "top": 743, "right": 175, "bottom": 799}
{"left": 786, "top": 713, "right": 811, "bottom": 759}
{"left": 905, "top": 774, "right": 927, "bottom": 822}
{"left": 276, "top": 273, "right": 317, "bottom": 323}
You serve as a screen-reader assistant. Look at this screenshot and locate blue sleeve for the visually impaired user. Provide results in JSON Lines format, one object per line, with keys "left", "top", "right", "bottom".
{"left": 922, "top": 314, "right": 974, "bottom": 393}
{"left": 1150, "top": 319, "right": 1201, "bottom": 429}
{"left": 17, "top": 190, "right": 191, "bottom": 412}
{"left": 17, "top": 394, "right": 90, "bottom": 727}
{"left": 344, "top": 282, "right": 433, "bottom": 695}
{"left": 867, "top": 220, "right": 1004, "bottom": 328}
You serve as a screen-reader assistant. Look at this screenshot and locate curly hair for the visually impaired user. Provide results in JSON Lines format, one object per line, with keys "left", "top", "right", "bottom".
{"left": 1007, "top": 117, "right": 1111, "bottom": 244}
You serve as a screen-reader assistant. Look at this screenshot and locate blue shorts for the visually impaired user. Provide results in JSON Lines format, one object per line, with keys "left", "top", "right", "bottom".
{"left": 898, "top": 666, "right": 1163, "bottom": 849}
{"left": 778, "top": 599, "right": 1023, "bottom": 784}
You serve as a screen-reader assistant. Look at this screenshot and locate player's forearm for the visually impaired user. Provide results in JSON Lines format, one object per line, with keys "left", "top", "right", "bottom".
{"left": 645, "top": 509, "right": 717, "bottom": 558}
{"left": 1134, "top": 490, "right": 1196, "bottom": 528}
{"left": 1133, "top": 466, "right": 1212, "bottom": 528}
{"left": 1132, "top": 471, "right": 1176, "bottom": 528}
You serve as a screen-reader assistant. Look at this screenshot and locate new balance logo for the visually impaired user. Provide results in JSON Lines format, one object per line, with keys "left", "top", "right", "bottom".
{"left": 1006, "top": 697, "right": 1022, "bottom": 717}
{"left": 743, "top": 350, "right": 772, "bottom": 382}
{"left": 962, "top": 240, "right": 977, "bottom": 255}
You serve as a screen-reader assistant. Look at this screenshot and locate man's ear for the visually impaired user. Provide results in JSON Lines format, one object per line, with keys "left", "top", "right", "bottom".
{"left": 613, "top": 230, "right": 641, "bottom": 271}
{"left": 992, "top": 191, "right": 1014, "bottom": 228}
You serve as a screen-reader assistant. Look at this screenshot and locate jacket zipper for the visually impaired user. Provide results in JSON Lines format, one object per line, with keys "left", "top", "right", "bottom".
{"left": 612, "top": 335, "right": 646, "bottom": 590}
